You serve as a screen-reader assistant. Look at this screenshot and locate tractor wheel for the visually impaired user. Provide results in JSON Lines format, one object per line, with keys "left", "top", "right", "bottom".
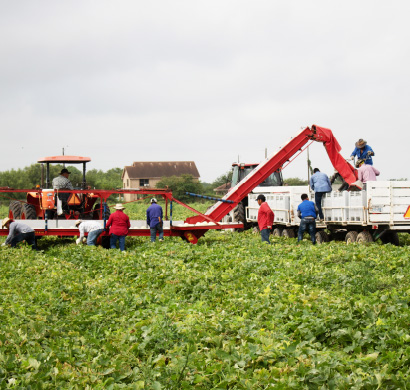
{"left": 282, "top": 229, "right": 295, "bottom": 238}
{"left": 233, "top": 203, "right": 247, "bottom": 231}
{"left": 9, "top": 201, "right": 22, "bottom": 219}
{"left": 20, "top": 204, "right": 37, "bottom": 219}
{"left": 315, "top": 230, "right": 330, "bottom": 244}
{"left": 273, "top": 227, "right": 283, "bottom": 237}
{"left": 93, "top": 204, "right": 111, "bottom": 220}
{"left": 345, "top": 231, "right": 358, "bottom": 244}
{"left": 357, "top": 231, "right": 373, "bottom": 243}
{"left": 380, "top": 230, "right": 400, "bottom": 246}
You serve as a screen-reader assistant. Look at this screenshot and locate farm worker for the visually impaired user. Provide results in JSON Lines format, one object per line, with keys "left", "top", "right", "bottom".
{"left": 52, "top": 168, "right": 74, "bottom": 214}
{"left": 297, "top": 194, "right": 318, "bottom": 244}
{"left": 75, "top": 220, "right": 104, "bottom": 246}
{"left": 329, "top": 169, "right": 349, "bottom": 192}
{"left": 309, "top": 168, "right": 332, "bottom": 222}
{"left": 256, "top": 194, "right": 274, "bottom": 244}
{"left": 1, "top": 217, "right": 37, "bottom": 250}
{"left": 350, "top": 138, "right": 375, "bottom": 165}
{"left": 356, "top": 160, "right": 380, "bottom": 183}
{"left": 106, "top": 203, "right": 131, "bottom": 251}
{"left": 146, "top": 198, "right": 164, "bottom": 242}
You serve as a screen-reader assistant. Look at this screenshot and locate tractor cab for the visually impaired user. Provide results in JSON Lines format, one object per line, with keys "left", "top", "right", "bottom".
{"left": 231, "top": 163, "right": 283, "bottom": 188}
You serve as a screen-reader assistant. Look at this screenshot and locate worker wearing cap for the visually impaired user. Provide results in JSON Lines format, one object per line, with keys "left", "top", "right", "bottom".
{"left": 106, "top": 203, "right": 131, "bottom": 251}
{"left": 350, "top": 139, "right": 375, "bottom": 165}
{"left": 75, "top": 220, "right": 104, "bottom": 246}
{"left": 146, "top": 198, "right": 164, "bottom": 242}
{"left": 356, "top": 160, "right": 380, "bottom": 183}
{"left": 52, "top": 168, "right": 74, "bottom": 190}
{"left": 256, "top": 194, "right": 274, "bottom": 244}
{"left": 1, "top": 217, "right": 37, "bottom": 249}
{"left": 52, "top": 168, "right": 74, "bottom": 214}
{"left": 297, "top": 194, "right": 318, "bottom": 244}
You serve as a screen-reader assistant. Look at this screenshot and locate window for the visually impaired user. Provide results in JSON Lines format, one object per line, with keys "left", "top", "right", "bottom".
{"left": 140, "top": 179, "right": 149, "bottom": 187}
{"left": 127, "top": 179, "right": 129, "bottom": 187}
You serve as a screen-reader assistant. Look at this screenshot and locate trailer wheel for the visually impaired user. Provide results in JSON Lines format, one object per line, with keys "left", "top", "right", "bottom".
{"left": 9, "top": 200, "right": 22, "bottom": 219}
{"left": 380, "top": 230, "right": 400, "bottom": 246}
{"left": 345, "top": 231, "right": 358, "bottom": 244}
{"left": 273, "top": 227, "right": 283, "bottom": 237}
{"left": 282, "top": 229, "right": 295, "bottom": 238}
{"left": 357, "top": 231, "right": 373, "bottom": 243}
{"left": 315, "top": 230, "right": 329, "bottom": 244}
{"left": 20, "top": 204, "right": 37, "bottom": 219}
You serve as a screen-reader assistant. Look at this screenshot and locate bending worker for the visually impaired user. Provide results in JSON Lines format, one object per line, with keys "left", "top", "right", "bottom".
{"left": 75, "top": 220, "right": 104, "bottom": 246}
{"left": 350, "top": 138, "right": 375, "bottom": 165}
{"left": 1, "top": 217, "right": 37, "bottom": 250}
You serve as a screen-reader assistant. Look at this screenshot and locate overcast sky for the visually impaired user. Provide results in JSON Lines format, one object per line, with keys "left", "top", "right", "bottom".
{"left": 1, "top": 1, "right": 409, "bottom": 183}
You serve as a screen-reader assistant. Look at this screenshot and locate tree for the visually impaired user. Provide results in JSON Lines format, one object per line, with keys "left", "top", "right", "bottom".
{"left": 156, "top": 175, "right": 203, "bottom": 202}
{"left": 212, "top": 170, "right": 233, "bottom": 188}
{"left": 283, "top": 177, "right": 309, "bottom": 186}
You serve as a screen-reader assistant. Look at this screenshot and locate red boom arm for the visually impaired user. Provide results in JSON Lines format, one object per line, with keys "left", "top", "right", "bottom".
{"left": 186, "top": 125, "right": 358, "bottom": 224}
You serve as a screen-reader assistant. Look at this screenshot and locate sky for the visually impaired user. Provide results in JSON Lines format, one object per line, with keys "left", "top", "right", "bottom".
{"left": 1, "top": 1, "right": 409, "bottom": 183}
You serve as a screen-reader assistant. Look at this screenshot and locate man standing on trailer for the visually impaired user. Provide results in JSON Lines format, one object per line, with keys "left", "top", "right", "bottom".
{"left": 256, "top": 194, "right": 274, "bottom": 244}
{"left": 356, "top": 160, "right": 380, "bottom": 183}
{"left": 106, "top": 203, "right": 130, "bottom": 251}
{"left": 309, "top": 168, "right": 332, "bottom": 222}
{"left": 350, "top": 138, "right": 375, "bottom": 165}
{"left": 1, "top": 217, "right": 37, "bottom": 250}
{"left": 75, "top": 220, "right": 104, "bottom": 246}
{"left": 146, "top": 198, "right": 164, "bottom": 242}
{"left": 297, "top": 194, "right": 318, "bottom": 244}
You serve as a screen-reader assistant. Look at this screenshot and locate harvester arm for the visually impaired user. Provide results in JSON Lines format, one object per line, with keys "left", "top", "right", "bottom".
{"left": 186, "top": 125, "right": 358, "bottom": 224}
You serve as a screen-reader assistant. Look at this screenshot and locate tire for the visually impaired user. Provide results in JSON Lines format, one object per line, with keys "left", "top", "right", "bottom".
{"left": 20, "top": 204, "right": 37, "bottom": 219}
{"left": 273, "top": 227, "right": 283, "bottom": 237}
{"left": 233, "top": 202, "right": 247, "bottom": 231}
{"left": 282, "top": 229, "right": 295, "bottom": 238}
{"left": 345, "top": 231, "right": 358, "bottom": 244}
{"left": 101, "top": 236, "right": 111, "bottom": 249}
{"left": 357, "top": 231, "right": 373, "bottom": 243}
{"left": 380, "top": 230, "right": 400, "bottom": 246}
{"left": 315, "top": 230, "right": 329, "bottom": 244}
{"left": 9, "top": 200, "right": 22, "bottom": 219}
{"left": 93, "top": 203, "right": 111, "bottom": 220}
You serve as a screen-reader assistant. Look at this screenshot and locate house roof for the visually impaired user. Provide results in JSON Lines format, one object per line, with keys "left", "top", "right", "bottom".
{"left": 122, "top": 161, "right": 200, "bottom": 179}
{"left": 213, "top": 183, "right": 231, "bottom": 192}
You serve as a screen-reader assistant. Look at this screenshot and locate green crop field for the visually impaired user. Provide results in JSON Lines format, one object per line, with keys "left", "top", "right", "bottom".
{"left": 1, "top": 201, "right": 410, "bottom": 388}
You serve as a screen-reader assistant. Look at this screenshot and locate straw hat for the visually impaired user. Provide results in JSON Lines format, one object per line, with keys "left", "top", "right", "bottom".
{"left": 113, "top": 204, "right": 125, "bottom": 210}
{"left": 75, "top": 220, "right": 83, "bottom": 227}
{"left": 355, "top": 139, "right": 367, "bottom": 148}
{"left": 2, "top": 217, "right": 12, "bottom": 228}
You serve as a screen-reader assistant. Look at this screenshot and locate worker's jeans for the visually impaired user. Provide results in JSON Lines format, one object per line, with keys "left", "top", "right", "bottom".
{"left": 87, "top": 229, "right": 104, "bottom": 246}
{"left": 11, "top": 232, "right": 37, "bottom": 250}
{"left": 150, "top": 223, "right": 164, "bottom": 242}
{"left": 315, "top": 192, "right": 326, "bottom": 220}
{"left": 298, "top": 218, "right": 316, "bottom": 244}
{"left": 110, "top": 234, "right": 126, "bottom": 251}
{"left": 260, "top": 228, "right": 271, "bottom": 244}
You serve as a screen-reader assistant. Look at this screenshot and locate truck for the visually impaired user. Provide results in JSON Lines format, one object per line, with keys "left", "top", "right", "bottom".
{"left": 185, "top": 124, "right": 410, "bottom": 245}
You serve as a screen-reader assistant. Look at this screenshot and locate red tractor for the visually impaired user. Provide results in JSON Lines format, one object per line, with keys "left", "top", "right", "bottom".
{"left": 8, "top": 155, "right": 104, "bottom": 220}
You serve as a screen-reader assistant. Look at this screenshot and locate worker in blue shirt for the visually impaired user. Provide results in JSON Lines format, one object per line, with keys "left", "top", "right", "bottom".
{"left": 146, "top": 198, "right": 164, "bottom": 242}
{"left": 309, "top": 168, "right": 332, "bottom": 221}
{"left": 297, "top": 194, "right": 318, "bottom": 244}
{"left": 350, "top": 138, "right": 374, "bottom": 165}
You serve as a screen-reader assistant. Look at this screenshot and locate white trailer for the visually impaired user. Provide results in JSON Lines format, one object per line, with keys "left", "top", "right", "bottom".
{"left": 246, "top": 181, "right": 410, "bottom": 244}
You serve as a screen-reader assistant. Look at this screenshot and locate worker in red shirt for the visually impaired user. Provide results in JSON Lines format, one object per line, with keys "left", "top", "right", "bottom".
{"left": 106, "top": 204, "right": 131, "bottom": 251}
{"left": 256, "top": 194, "right": 274, "bottom": 244}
